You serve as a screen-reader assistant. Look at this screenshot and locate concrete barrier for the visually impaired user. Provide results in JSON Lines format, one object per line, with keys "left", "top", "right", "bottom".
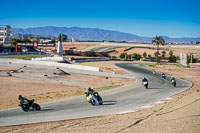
{"left": 0, "top": 59, "right": 100, "bottom": 72}
{"left": 74, "top": 59, "right": 110, "bottom": 63}
{"left": 32, "top": 56, "right": 64, "bottom": 61}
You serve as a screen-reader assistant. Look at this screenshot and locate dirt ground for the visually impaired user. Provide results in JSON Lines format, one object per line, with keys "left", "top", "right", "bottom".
{"left": 109, "top": 46, "right": 200, "bottom": 58}
{"left": 0, "top": 64, "right": 134, "bottom": 110}
{"left": 40, "top": 44, "right": 200, "bottom": 59}
{"left": 0, "top": 62, "right": 200, "bottom": 133}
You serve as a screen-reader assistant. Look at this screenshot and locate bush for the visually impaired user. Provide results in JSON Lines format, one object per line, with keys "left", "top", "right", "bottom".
{"left": 120, "top": 53, "right": 127, "bottom": 59}
{"left": 82, "top": 51, "right": 96, "bottom": 57}
{"left": 132, "top": 53, "right": 141, "bottom": 60}
{"left": 168, "top": 55, "right": 177, "bottom": 63}
{"left": 169, "top": 51, "right": 173, "bottom": 56}
{"left": 148, "top": 54, "right": 152, "bottom": 59}
{"left": 143, "top": 52, "right": 147, "bottom": 58}
{"left": 111, "top": 56, "right": 116, "bottom": 59}
{"left": 187, "top": 55, "right": 198, "bottom": 64}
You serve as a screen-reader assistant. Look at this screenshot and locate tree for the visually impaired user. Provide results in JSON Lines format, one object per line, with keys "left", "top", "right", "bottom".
{"left": 120, "top": 53, "right": 127, "bottom": 59}
{"left": 161, "top": 51, "right": 166, "bottom": 58}
{"left": 12, "top": 38, "right": 22, "bottom": 47}
{"left": 152, "top": 36, "right": 165, "bottom": 62}
{"left": 132, "top": 53, "right": 141, "bottom": 60}
{"left": 169, "top": 51, "right": 173, "bottom": 57}
{"left": 22, "top": 38, "right": 31, "bottom": 43}
{"left": 143, "top": 52, "right": 147, "bottom": 58}
{"left": 154, "top": 52, "right": 160, "bottom": 62}
{"left": 154, "top": 51, "right": 160, "bottom": 58}
{"left": 148, "top": 54, "right": 152, "bottom": 59}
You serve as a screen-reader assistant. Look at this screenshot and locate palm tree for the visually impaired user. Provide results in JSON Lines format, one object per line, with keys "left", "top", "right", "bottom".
{"left": 152, "top": 36, "right": 165, "bottom": 62}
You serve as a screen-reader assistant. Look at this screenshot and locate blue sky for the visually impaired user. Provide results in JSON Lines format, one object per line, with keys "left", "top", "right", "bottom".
{"left": 0, "top": 0, "right": 199, "bottom": 37}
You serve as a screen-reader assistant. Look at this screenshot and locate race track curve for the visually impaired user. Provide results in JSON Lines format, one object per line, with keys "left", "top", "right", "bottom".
{"left": 0, "top": 63, "right": 192, "bottom": 126}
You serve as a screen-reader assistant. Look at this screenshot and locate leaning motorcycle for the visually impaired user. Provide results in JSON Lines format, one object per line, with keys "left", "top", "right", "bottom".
{"left": 19, "top": 99, "right": 41, "bottom": 112}
{"left": 85, "top": 92, "right": 103, "bottom": 106}
{"left": 171, "top": 80, "right": 176, "bottom": 87}
{"left": 143, "top": 81, "right": 148, "bottom": 89}
{"left": 162, "top": 74, "right": 166, "bottom": 79}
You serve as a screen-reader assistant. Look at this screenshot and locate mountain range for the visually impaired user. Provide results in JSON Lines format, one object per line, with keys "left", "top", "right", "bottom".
{"left": 12, "top": 26, "right": 200, "bottom": 43}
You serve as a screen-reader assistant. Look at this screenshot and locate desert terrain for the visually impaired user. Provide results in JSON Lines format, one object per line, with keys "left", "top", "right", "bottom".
{"left": 0, "top": 63, "right": 134, "bottom": 110}
{"left": 0, "top": 44, "right": 200, "bottom": 133}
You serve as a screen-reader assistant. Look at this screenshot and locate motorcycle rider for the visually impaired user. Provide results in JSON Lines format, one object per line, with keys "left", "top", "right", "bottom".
{"left": 85, "top": 87, "right": 95, "bottom": 96}
{"left": 18, "top": 95, "right": 33, "bottom": 108}
{"left": 170, "top": 77, "right": 176, "bottom": 82}
{"left": 142, "top": 77, "right": 148, "bottom": 84}
{"left": 162, "top": 73, "right": 166, "bottom": 79}
{"left": 170, "top": 77, "right": 176, "bottom": 86}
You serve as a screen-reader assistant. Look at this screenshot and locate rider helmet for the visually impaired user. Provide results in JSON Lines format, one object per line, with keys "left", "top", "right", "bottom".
{"left": 18, "top": 95, "right": 23, "bottom": 100}
{"left": 88, "top": 87, "right": 92, "bottom": 91}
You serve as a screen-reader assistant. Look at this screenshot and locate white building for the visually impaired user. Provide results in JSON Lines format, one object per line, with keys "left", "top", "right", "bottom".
{"left": 72, "top": 37, "right": 77, "bottom": 42}
{"left": 0, "top": 25, "right": 12, "bottom": 47}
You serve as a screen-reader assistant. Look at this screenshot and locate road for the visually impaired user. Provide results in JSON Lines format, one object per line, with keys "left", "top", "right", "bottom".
{"left": 0, "top": 63, "right": 192, "bottom": 126}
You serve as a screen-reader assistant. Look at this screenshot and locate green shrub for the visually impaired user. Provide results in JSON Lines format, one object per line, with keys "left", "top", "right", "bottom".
{"left": 132, "top": 53, "right": 141, "bottom": 60}
{"left": 168, "top": 55, "right": 177, "bottom": 63}
{"left": 83, "top": 51, "right": 96, "bottom": 57}
{"left": 120, "top": 53, "right": 127, "bottom": 59}
{"left": 111, "top": 56, "right": 116, "bottom": 59}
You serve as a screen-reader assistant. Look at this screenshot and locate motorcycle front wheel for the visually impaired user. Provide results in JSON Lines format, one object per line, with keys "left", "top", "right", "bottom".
{"left": 21, "top": 105, "right": 29, "bottom": 112}
{"left": 91, "top": 100, "right": 96, "bottom": 106}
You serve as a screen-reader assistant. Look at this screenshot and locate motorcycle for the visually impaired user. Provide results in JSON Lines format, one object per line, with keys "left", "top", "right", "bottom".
{"left": 85, "top": 92, "right": 103, "bottom": 106}
{"left": 171, "top": 80, "right": 176, "bottom": 87}
{"left": 143, "top": 81, "right": 148, "bottom": 89}
{"left": 162, "top": 74, "right": 166, "bottom": 79}
{"left": 19, "top": 99, "right": 41, "bottom": 112}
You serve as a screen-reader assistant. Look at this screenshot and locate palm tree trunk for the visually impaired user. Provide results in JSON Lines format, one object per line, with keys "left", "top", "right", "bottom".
{"left": 156, "top": 45, "right": 159, "bottom": 63}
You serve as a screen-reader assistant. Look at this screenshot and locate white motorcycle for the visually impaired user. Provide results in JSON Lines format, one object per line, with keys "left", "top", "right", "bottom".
{"left": 143, "top": 81, "right": 148, "bottom": 89}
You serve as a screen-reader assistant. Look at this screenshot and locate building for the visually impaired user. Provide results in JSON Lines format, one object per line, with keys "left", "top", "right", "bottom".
{"left": 72, "top": 37, "right": 77, "bottom": 42}
{"left": 0, "top": 25, "right": 12, "bottom": 52}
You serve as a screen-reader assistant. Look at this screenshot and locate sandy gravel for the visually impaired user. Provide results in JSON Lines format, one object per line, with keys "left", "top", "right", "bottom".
{"left": 0, "top": 64, "right": 134, "bottom": 110}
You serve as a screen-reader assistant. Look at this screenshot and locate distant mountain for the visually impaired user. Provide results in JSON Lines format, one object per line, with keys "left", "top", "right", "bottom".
{"left": 12, "top": 26, "right": 200, "bottom": 43}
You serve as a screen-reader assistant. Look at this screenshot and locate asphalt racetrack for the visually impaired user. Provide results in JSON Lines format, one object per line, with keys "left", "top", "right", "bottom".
{"left": 0, "top": 63, "right": 192, "bottom": 126}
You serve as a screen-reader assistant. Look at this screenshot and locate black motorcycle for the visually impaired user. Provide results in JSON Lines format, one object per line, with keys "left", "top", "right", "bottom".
{"left": 19, "top": 99, "right": 41, "bottom": 112}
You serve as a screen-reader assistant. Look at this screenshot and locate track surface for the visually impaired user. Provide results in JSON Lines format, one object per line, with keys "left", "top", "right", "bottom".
{"left": 0, "top": 63, "right": 192, "bottom": 126}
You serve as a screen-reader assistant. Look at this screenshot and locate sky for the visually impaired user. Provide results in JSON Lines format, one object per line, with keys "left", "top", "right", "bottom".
{"left": 0, "top": 0, "right": 200, "bottom": 38}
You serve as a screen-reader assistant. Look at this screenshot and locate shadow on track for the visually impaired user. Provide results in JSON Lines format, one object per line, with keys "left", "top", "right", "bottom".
{"left": 147, "top": 87, "right": 166, "bottom": 89}
{"left": 38, "top": 108, "right": 54, "bottom": 112}
{"left": 102, "top": 100, "right": 117, "bottom": 106}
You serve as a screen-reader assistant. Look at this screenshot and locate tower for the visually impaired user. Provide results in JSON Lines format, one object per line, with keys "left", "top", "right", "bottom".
{"left": 57, "top": 34, "right": 63, "bottom": 55}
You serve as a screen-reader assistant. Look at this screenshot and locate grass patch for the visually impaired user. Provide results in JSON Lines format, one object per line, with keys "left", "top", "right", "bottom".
{"left": 95, "top": 86, "right": 115, "bottom": 90}
{"left": 157, "top": 62, "right": 166, "bottom": 65}
{"left": 138, "top": 64, "right": 148, "bottom": 67}
{"left": 0, "top": 56, "right": 39, "bottom": 60}
{"left": 149, "top": 64, "right": 156, "bottom": 67}
{"left": 175, "top": 64, "right": 190, "bottom": 68}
